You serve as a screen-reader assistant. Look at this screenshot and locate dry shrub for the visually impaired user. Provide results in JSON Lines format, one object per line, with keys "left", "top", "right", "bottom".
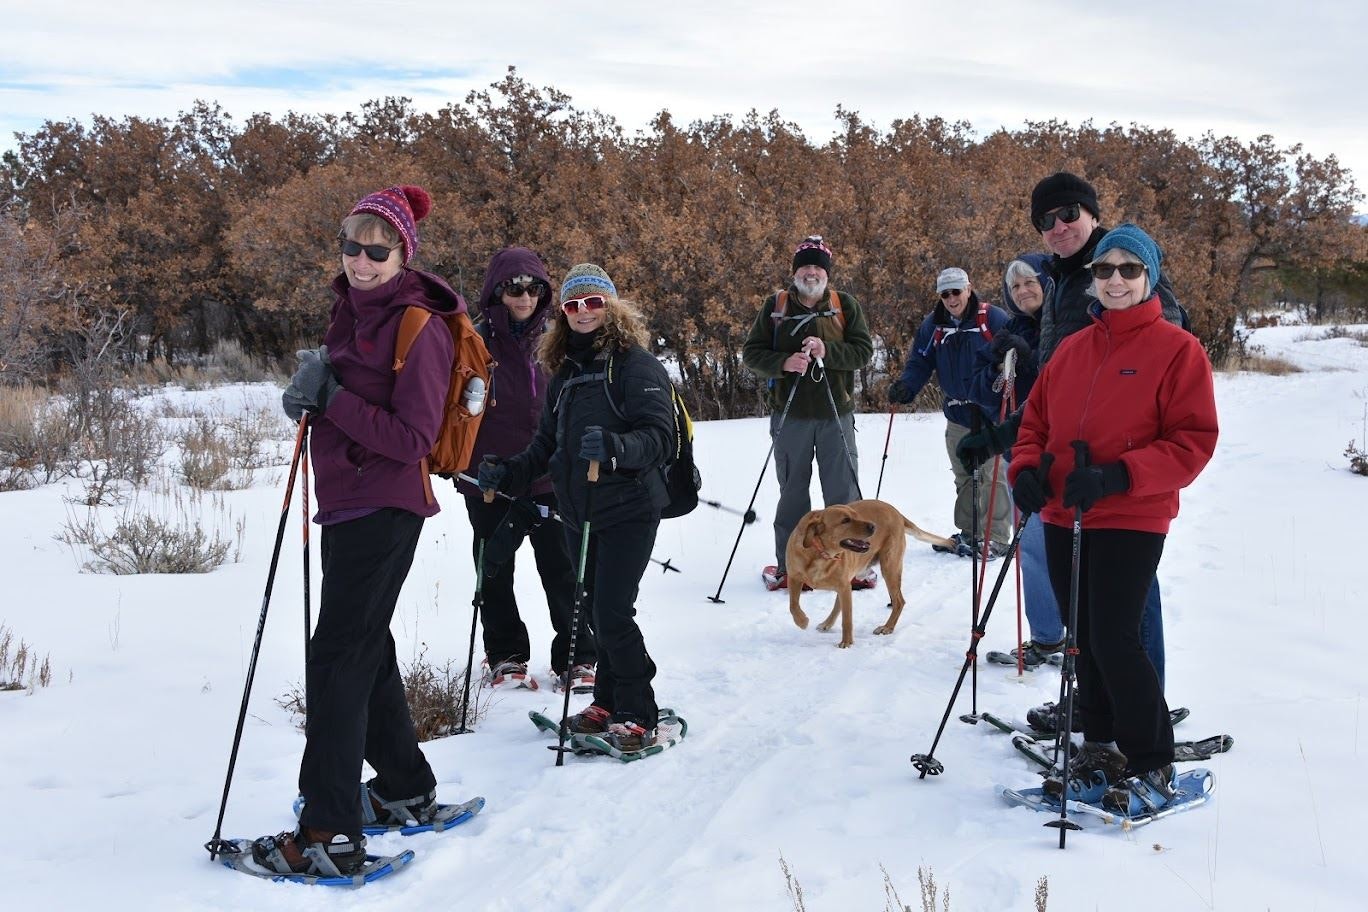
{"left": 1347, "top": 442, "right": 1368, "bottom": 476}
{"left": 58, "top": 489, "right": 240, "bottom": 574}
{"left": 277, "top": 648, "right": 489, "bottom": 741}
{"left": 177, "top": 415, "right": 235, "bottom": 490}
{"left": 1220, "top": 353, "right": 1302, "bottom": 375}
{"left": 0, "top": 384, "right": 81, "bottom": 488}
{"left": 1, "top": 624, "right": 53, "bottom": 691}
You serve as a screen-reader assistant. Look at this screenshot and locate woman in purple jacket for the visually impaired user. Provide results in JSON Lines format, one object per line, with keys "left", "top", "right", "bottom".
{"left": 253, "top": 185, "right": 473, "bottom": 877}
{"left": 456, "top": 247, "right": 595, "bottom": 693}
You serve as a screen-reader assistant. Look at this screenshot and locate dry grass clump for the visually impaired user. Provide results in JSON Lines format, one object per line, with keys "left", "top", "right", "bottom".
{"left": 778, "top": 859, "right": 1048, "bottom": 912}
{"left": 0, "top": 384, "right": 82, "bottom": 490}
{"left": 278, "top": 648, "right": 490, "bottom": 742}
{"left": 1, "top": 624, "right": 53, "bottom": 692}
{"left": 58, "top": 487, "right": 242, "bottom": 575}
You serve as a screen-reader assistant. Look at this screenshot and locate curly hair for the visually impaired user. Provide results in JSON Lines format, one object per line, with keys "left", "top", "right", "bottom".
{"left": 537, "top": 295, "right": 652, "bottom": 373}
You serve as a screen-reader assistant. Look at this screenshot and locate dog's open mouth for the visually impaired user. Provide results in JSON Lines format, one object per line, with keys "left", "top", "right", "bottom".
{"left": 839, "top": 538, "right": 871, "bottom": 554}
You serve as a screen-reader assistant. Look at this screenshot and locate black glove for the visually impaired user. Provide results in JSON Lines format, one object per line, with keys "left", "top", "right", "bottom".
{"left": 991, "top": 332, "right": 1033, "bottom": 370}
{"left": 482, "top": 497, "right": 546, "bottom": 575}
{"left": 1062, "top": 461, "right": 1130, "bottom": 513}
{"left": 476, "top": 455, "right": 508, "bottom": 493}
{"left": 1012, "top": 465, "right": 1052, "bottom": 515}
{"left": 284, "top": 346, "right": 342, "bottom": 417}
{"left": 956, "top": 411, "right": 1021, "bottom": 474}
{"left": 579, "top": 426, "right": 617, "bottom": 464}
{"left": 888, "top": 379, "right": 912, "bottom": 404}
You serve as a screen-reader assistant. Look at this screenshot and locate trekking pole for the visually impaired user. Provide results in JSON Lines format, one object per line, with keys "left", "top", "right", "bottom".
{"left": 455, "top": 538, "right": 485, "bottom": 735}
{"left": 205, "top": 417, "right": 309, "bottom": 860}
{"left": 910, "top": 499, "right": 1037, "bottom": 779}
{"left": 457, "top": 475, "right": 681, "bottom": 573}
{"left": 1045, "top": 441, "right": 1089, "bottom": 848}
{"left": 815, "top": 358, "right": 862, "bottom": 500}
{"left": 706, "top": 377, "right": 801, "bottom": 604}
{"left": 699, "top": 496, "right": 757, "bottom": 523}
{"left": 873, "top": 408, "right": 896, "bottom": 500}
{"left": 300, "top": 424, "right": 311, "bottom": 664}
{"left": 551, "top": 458, "right": 599, "bottom": 766}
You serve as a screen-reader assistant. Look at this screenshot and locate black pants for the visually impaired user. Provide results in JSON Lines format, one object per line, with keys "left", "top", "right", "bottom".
{"left": 465, "top": 494, "right": 594, "bottom": 674}
{"left": 567, "top": 517, "right": 659, "bottom": 728}
{"left": 1044, "top": 523, "right": 1174, "bottom": 774}
{"left": 298, "top": 508, "right": 436, "bottom": 837}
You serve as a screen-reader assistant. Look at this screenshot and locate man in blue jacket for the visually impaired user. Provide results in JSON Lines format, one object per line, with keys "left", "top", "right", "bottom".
{"left": 889, "top": 267, "right": 1011, "bottom": 557}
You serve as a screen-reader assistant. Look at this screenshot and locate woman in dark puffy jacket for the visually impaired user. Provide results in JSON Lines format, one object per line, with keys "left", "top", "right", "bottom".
{"left": 478, "top": 263, "right": 675, "bottom": 751}
{"left": 456, "top": 247, "right": 594, "bottom": 694}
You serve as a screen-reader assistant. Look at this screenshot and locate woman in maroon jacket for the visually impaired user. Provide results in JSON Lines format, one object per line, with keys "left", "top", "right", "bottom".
{"left": 254, "top": 186, "right": 473, "bottom": 877}
{"left": 1007, "top": 223, "right": 1218, "bottom": 816}
{"left": 456, "top": 247, "right": 595, "bottom": 693}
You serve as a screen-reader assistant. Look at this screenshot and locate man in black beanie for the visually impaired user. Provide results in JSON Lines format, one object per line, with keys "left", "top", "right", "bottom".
{"left": 743, "top": 235, "right": 874, "bottom": 592}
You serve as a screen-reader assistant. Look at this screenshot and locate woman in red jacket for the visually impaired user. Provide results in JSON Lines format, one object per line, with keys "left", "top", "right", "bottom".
{"left": 1007, "top": 223, "right": 1218, "bottom": 815}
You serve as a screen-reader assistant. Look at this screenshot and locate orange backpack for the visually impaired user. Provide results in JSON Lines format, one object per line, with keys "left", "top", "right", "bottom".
{"left": 392, "top": 306, "right": 497, "bottom": 479}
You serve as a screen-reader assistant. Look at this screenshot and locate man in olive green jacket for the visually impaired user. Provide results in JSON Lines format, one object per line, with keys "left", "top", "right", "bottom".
{"left": 742, "top": 236, "right": 874, "bottom": 590}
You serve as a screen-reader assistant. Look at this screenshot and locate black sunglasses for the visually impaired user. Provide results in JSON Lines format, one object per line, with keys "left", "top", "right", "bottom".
{"left": 501, "top": 281, "right": 546, "bottom": 299}
{"left": 939, "top": 288, "right": 964, "bottom": 299}
{"left": 1090, "top": 262, "right": 1147, "bottom": 281}
{"left": 1033, "top": 202, "right": 1082, "bottom": 233}
{"left": 338, "top": 237, "right": 401, "bottom": 262}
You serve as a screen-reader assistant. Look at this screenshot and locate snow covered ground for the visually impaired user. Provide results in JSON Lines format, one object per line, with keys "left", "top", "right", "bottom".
{"left": 2, "top": 322, "right": 1365, "bottom": 911}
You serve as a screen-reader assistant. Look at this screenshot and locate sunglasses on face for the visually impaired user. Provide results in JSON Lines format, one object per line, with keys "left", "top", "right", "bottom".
{"left": 561, "top": 295, "right": 608, "bottom": 314}
{"left": 338, "top": 237, "right": 401, "bottom": 262}
{"left": 939, "top": 288, "right": 964, "bottom": 299}
{"left": 1033, "top": 202, "right": 1082, "bottom": 233}
{"left": 1090, "top": 262, "right": 1147, "bottom": 281}
{"left": 502, "top": 282, "right": 546, "bottom": 299}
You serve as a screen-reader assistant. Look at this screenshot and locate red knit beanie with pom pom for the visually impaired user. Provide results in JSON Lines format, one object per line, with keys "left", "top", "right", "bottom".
{"left": 349, "top": 185, "right": 431, "bottom": 265}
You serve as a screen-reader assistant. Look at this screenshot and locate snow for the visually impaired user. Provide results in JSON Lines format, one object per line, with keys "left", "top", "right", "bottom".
{"left": 2, "top": 323, "right": 1366, "bottom": 911}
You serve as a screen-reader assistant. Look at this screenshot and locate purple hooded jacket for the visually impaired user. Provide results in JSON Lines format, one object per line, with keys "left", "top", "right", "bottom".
{"left": 455, "top": 247, "right": 556, "bottom": 498}
{"left": 311, "top": 268, "right": 461, "bottom": 518}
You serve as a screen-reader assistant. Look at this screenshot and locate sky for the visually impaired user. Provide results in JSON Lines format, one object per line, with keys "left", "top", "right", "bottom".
{"left": 2, "top": 318, "right": 1365, "bottom": 909}
{"left": 3, "top": 1, "right": 1368, "bottom": 199}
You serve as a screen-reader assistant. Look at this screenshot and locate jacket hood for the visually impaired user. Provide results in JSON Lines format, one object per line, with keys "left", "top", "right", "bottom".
{"left": 1000, "top": 252, "right": 1056, "bottom": 319}
{"left": 477, "top": 247, "right": 553, "bottom": 325}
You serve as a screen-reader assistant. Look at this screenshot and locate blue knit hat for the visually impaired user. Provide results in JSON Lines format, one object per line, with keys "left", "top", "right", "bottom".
{"left": 1089, "top": 223, "right": 1162, "bottom": 296}
{"left": 560, "top": 263, "right": 617, "bottom": 300}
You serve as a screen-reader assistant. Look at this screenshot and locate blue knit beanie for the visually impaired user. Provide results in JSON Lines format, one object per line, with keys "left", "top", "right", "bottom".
{"left": 560, "top": 263, "right": 617, "bottom": 300}
{"left": 1090, "top": 223, "right": 1162, "bottom": 296}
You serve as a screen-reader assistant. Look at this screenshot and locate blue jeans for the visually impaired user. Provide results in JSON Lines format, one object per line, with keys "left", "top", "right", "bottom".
{"left": 1020, "top": 513, "right": 1063, "bottom": 646}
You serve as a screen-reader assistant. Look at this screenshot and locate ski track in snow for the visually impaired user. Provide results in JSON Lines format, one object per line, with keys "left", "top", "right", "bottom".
{"left": 1, "top": 322, "right": 1365, "bottom": 910}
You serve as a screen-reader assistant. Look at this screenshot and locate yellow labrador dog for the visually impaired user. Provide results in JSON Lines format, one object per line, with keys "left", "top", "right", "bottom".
{"left": 786, "top": 500, "right": 956, "bottom": 648}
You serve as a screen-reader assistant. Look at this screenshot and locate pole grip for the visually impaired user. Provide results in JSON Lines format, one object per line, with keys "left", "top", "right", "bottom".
{"left": 483, "top": 488, "right": 496, "bottom": 503}
{"left": 587, "top": 460, "right": 600, "bottom": 483}
{"left": 1070, "top": 440, "right": 1090, "bottom": 470}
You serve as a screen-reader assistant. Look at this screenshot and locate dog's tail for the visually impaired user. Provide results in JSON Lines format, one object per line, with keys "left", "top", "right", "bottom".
{"left": 902, "top": 514, "right": 957, "bottom": 551}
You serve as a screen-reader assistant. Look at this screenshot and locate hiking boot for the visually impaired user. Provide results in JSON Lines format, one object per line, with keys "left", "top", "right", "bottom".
{"left": 1026, "top": 701, "right": 1085, "bottom": 734}
{"left": 485, "top": 659, "right": 539, "bottom": 691}
{"left": 565, "top": 704, "right": 612, "bottom": 736}
{"left": 762, "top": 565, "right": 787, "bottom": 591}
{"left": 1102, "top": 764, "right": 1178, "bottom": 815}
{"left": 1043, "top": 742, "right": 1128, "bottom": 804}
{"left": 603, "top": 720, "right": 656, "bottom": 752}
{"left": 251, "top": 826, "right": 366, "bottom": 876}
{"left": 933, "top": 531, "right": 975, "bottom": 557}
{"left": 850, "top": 567, "right": 878, "bottom": 590}
{"left": 363, "top": 782, "right": 441, "bottom": 828}
{"left": 976, "top": 539, "right": 1010, "bottom": 561}
{"left": 553, "top": 663, "right": 596, "bottom": 694}
{"left": 1013, "top": 639, "right": 1064, "bottom": 668}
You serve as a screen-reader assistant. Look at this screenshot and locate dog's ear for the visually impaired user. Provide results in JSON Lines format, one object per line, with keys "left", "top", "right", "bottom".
{"left": 802, "top": 519, "right": 825, "bottom": 549}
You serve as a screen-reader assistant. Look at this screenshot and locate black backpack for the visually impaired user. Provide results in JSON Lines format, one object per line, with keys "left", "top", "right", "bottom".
{"left": 557, "top": 354, "right": 701, "bottom": 520}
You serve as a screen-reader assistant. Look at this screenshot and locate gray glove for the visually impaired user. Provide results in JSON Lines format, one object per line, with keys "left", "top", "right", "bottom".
{"left": 283, "top": 346, "right": 341, "bottom": 419}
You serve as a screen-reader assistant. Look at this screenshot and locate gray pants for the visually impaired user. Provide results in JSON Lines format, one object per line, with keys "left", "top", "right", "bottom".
{"left": 772, "top": 413, "right": 861, "bottom": 571}
{"left": 944, "top": 420, "right": 1011, "bottom": 545}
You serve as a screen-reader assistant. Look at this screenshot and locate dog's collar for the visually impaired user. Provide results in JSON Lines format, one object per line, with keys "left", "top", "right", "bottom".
{"left": 808, "top": 534, "right": 841, "bottom": 561}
